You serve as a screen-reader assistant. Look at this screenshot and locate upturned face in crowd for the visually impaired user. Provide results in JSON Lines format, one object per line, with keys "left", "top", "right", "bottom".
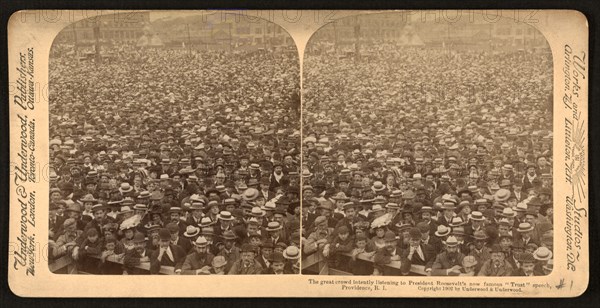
{"left": 93, "top": 209, "right": 106, "bottom": 221}
{"left": 491, "top": 251, "right": 505, "bottom": 266}
{"left": 241, "top": 251, "right": 255, "bottom": 266}
{"left": 274, "top": 166, "right": 283, "bottom": 175}
{"left": 105, "top": 241, "right": 116, "bottom": 252}
{"left": 134, "top": 239, "right": 146, "bottom": 253}
{"left": 385, "top": 238, "right": 397, "bottom": 251}
{"left": 375, "top": 228, "right": 385, "bottom": 238}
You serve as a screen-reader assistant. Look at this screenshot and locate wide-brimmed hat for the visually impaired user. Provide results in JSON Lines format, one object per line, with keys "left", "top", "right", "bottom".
{"left": 133, "top": 232, "right": 146, "bottom": 243}
{"left": 472, "top": 230, "right": 488, "bottom": 240}
{"left": 242, "top": 188, "right": 260, "bottom": 201}
{"left": 249, "top": 206, "right": 266, "bottom": 217}
{"left": 516, "top": 222, "right": 534, "bottom": 233}
{"left": 494, "top": 189, "right": 511, "bottom": 202}
{"left": 193, "top": 236, "right": 209, "bottom": 247}
{"left": 91, "top": 203, "right": 108, "bottom": 212}
{"left": 221, "top": 230, "right": 237, "bottom": 241}
{"left": 65, "top": 203, "right": 82, "bottom": 214}
{"left": 383, "top": 230, "right": 397, "bottom": 242}
{"left": 199, "top": 217, "right": 216, "bottom": 228}
{"left": 79, "top": 194, "right": 97, "bottom": 203}
{"left": 513, "top": 202, "right": 528, "bottom": 212}
{"left": 519, "top": 252, "right": 536, "bottom": 264}
{"left": 240, "top": 243, "right": 256, "bottom": 253}
{"left": 443, "top": 236, "right": 460, "bottom": 247}
{"left": 118, "top": 204, "right": 133, "bottom": 214}
{"left": 449, "top": 217, "right": 466, "bottom": 227}
{"left": 184, "top": 225, "right": 201, "bottom": 238}
{"left": 331, "top": 192, "right": 350, "bottom": 201}
{"left": 211, "top": 255, "right": 228, "bottom": 268}
{"left": 501, "top": 207, "right": 517, "bottom": 218}
{"left": 435, "top": 225, "right": 451, "bottom": 237}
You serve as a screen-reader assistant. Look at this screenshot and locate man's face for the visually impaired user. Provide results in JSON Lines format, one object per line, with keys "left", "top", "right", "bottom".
{"left": 522, "top": 262, "right": 535, "bottom": 274}
{"left": 224, "top": 239, "right": 234, "bottom": 249}
{"left": 385, "top": 240, "right": 397, "bottom": 251}
{"left": 409, "top": 238, "right": 420, "bottom": 247}
{"left": 93, "top": 210, "right": 105, "bottom": 221}
{"left": 500, "top": 237, "right": 512, "bottom": 251}
{"left": 345, "top": 208, "right": 355, "bottom": 219}
{"left": 261, "top": 247, "right": 273, "bottom": 259}
{"left": 491, "top": 252, "right": 505, "bottom": 265}
{"left": 444, "top": 209, "right": 453, "bottom": 219}
{"left": 272, "top": 261, "right": 285, "bottom": 273}
{"left": 338, "top": 233, "right": 349, "bottom": 241}
{"left": 170, "top": 213, "right": 180, "bottom": 223}
{"left": 247, "top": 223, "right": 258, "bottom": 233}
{"left": 106, "top": 242, "right": 116, "bottom": 251}
{"left": 134, "top": 241, "right": 145, "bottom": 253}
{"left": 241, "top": 251, "right": 255, "bottom": 265}
{"left": 446, "top": 246, "right": 458, "bottom": 255}
{"left": 195, "top": 245, "right": 208, "bottom": 255}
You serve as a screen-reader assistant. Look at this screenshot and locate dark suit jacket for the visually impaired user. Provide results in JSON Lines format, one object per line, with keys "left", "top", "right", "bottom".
{"left": 400, "top": 244, "right": 436, "bottom": 270}
{"left": 149, "top": 244, "right": 186, "bottom": 274}
{"left": 173, "top": 237, "right": 193, "bottom": 254}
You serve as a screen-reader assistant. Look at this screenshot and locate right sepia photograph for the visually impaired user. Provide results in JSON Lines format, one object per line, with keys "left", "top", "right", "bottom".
{"left": 301, "top": 12, "right": 554, "bottom": 277}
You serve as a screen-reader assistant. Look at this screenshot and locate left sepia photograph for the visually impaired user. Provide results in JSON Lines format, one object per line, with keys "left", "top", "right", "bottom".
{"left": 47, "top": 11, "right": 301, "bottom": 276}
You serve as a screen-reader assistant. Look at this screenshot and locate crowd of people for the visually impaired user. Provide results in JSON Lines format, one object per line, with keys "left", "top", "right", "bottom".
{"left": 48, "top": 43, "right": 301, "bottom": 275}
{"left": 301, "top": 44, "right": 554, "bottom": 276}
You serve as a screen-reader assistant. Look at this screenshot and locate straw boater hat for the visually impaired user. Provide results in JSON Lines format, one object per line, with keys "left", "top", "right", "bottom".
{"left": 119, "top": 183, "right": 134, "bottom": 194}
{"left": 469, "top": 211, "right": 485, "bottom": 221}
{"left": 266, "top": 221, "right": 283, "bottom": 232}
{"left": 283, "top": 246, "right": 301, "bottom": 260}
{"left": 371, "top": 181, "right": 386, "bottom": 192}
{"left": 217, "top": 211, "right": 235, "bottom": 221}
{"left": 516, "top": 222, "right": 534, "bottom": 233}
{"left": 533, "top": 247, "right": 553, "bottom": 261}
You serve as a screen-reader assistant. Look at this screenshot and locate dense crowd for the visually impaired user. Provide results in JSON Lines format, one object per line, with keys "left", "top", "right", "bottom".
{"left": 301, "top": 45, "right": 554, "bottom": 276}
{"left": 48, "top": 44, "right": 301, "bottom": 275}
